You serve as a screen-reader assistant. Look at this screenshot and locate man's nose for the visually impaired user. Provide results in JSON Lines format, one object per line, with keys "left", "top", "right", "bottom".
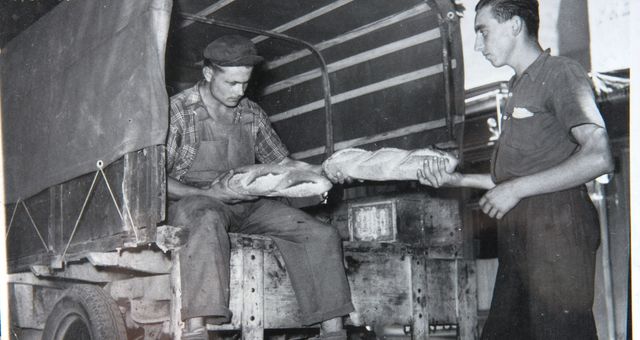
{"left": 234, "top": 84, "right": 245, "bottom": 96}
{"left": 474, "top": 35, "right": 483, "bottom": 52}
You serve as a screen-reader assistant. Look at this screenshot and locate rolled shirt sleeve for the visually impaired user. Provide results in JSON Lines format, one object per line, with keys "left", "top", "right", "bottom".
{"left": 548, "top": 60, "right": 605, "bottom": 131}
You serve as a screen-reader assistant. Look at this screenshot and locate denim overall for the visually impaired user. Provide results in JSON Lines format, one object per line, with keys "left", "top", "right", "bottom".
{"left": 169, "top": 108, "right": 354, "bottom": 325}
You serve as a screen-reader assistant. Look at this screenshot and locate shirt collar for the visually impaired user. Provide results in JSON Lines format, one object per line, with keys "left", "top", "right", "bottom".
{"left": 193, "top": 80, "right": 245, "bottom": 123}
{"left": 521, "top": 48, "right": 551, "bottom": 82}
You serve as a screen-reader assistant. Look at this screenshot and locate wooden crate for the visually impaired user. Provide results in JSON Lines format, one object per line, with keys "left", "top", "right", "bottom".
{"left": 211, "top": 235, "right": 477, "bottom": 339}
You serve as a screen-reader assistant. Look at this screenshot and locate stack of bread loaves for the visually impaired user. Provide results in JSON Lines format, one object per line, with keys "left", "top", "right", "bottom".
{"left": 225, "top": 148, "right": 457, "bottom": 197}
{"left": 225, "top": 164, "right": 332, "bottom": 198}
{"left": 321, "top": 147, "right": 458, "bottom": 181}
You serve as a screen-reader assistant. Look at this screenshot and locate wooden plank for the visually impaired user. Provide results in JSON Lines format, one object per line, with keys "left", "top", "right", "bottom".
{"left": 345, "top": 249, "right": 414, "bottom": 328}
{"left": 262, "top": 29, "right": 440, "bottom": 95}
{"left": 423, "top": 259, "right": 477, "bottom": 339}
{"left": 215, "top": 234, "right": 302, "bottom": 330}
{"left": 251, "top": 0, "right": 353, "bottom": 44}
{"left": 7, "top": 273, "right": 62, "bottom": 288}
{"left": 6, "top": 191, "right": 52, "bottom": 263}
{"left": 410, "top": 255, "right": 429, "bottom": 338}
{"left": 170, "top": 252, "right": 184, "bottom": 339}
{"left": 122, "top": 146, "right": 166, "bottom": 243}
{"left": 425, "top": 259, "right": 458, "bottom": 324}
{"left": 86, "top": 249, "right": 171, "bottom": 274}
{"left": 270, "top": 61, "right": 455, "bottom": 122}
{"left": 242, "top": 248, "right": 265, "bottom": 339}
{"left": 422, "top": 198, "right": 463, "bottom": 259}
{"left": 58, "top": 159, "right": 125, "bottom": 252}
{"left": 31, "top": 263, "right": 130, "bottom": 283}
{"left": 263, "top": 247, "right": 300, "bottom": 328}
{"left": 230, "top": 239, "right": 245, "bottom": 328}
{"left": 457, "top": 260, "right": 478, "bottom": 340}
{"left": 265, "top": 3, "right": 431, "bottom": 70}
{"left": 8, "top": 146, "right": 165, "bottom": 272}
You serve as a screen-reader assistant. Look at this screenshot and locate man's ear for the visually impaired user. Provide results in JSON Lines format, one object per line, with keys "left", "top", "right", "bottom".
{"left": 203, "top": 66, "right": 213, "bottom": 82}
{"left": 511, "top": 15, "right": 525, "bottom": 37}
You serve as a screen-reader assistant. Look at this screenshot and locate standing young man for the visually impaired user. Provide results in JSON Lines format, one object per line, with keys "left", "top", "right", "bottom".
{"left": 418, "top": 0, "right": 613, "bottom": 339}
{"left": 166, "top": 35, "right": 353, "bottom": 340}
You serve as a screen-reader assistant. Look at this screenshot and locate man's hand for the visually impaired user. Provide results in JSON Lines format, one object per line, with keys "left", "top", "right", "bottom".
{"left": 205, "top": 170, "right": 258, "bottom": 204}
{"left": 324, "top": 169, "right": 356, "bottom": 184}
{"left": 479, "top": 181, "right": 521, "bottom": 219}
{"left": 417, "top": 157, "right": 462, "bottom": 187}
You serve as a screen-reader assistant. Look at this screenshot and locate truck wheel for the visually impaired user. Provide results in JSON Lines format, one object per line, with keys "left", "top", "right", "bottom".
{"left": 42, "top": 285, "right": 127, "bottom": 340}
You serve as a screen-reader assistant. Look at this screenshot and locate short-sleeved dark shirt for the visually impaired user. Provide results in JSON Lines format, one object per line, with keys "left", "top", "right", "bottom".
{"left": 166, "top": 82, "right": 289, "bottom": 182}
{"left": 491, "top": 50, "right": 605, "bottom": 183}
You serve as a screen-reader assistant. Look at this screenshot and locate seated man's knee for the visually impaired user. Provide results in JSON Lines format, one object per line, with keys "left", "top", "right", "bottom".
{"left": 169, "top": 195, "right": 229, "bottom": 228}
{"left": 312, "top": 223, "right": 342, "bottom": 243}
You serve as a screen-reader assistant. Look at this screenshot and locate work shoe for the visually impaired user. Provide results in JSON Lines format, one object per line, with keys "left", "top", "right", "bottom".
{"left": 181, "top": 327, "right": 208, "bottom": 340}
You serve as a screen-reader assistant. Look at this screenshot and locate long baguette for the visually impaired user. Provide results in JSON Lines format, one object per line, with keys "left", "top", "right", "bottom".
{"left": 322, "top": 147, "right": 458, "bottom": 181}
{"left": 225, "top": 164, "right": 332, "bottom": 197}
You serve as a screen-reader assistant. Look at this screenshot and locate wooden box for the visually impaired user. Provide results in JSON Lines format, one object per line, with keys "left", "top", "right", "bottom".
{"left": 215, "top": 235, "right": 477, "bottom": 339}
{"left": 333, "top": 193, "right": 464, "bottom": 258}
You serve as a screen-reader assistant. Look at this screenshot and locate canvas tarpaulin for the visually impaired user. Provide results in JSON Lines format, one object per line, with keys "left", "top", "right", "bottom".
{"left": 1, "top": 0, "right": 172, "bottom": 203}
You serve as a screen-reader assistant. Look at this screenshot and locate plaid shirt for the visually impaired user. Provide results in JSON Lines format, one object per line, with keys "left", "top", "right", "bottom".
{"left": 166, "top": 82, "right": 289, "bottom": 182}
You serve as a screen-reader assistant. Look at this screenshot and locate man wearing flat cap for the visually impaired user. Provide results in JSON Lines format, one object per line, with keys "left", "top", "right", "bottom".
{"left": 165, "top": 35, "right": 354, "bottom": 339}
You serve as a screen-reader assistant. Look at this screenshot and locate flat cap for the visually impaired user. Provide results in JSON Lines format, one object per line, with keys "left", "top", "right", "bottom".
{"left": 203, "top": 35, "right": 264, "bottom": 66}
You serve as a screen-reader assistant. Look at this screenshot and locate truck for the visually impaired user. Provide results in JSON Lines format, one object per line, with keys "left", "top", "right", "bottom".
{"left": 2, "top": 0, "right": 478, "bottom": 339}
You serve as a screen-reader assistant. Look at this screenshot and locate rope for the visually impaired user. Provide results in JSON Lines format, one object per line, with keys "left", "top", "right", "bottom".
{"left": 61, "top": 169, "right": 101, "bottom": 259}
{"left": 98, "top": 161, "right": 140, "bottom": 243}
{"left": 10, "top": 160, "right": 142, "bottom": 261}
{"left": 4, "top": 199, "right": 50, "bottom": 252}
{"left": 5, "top": 199, "right": 20, "bottom": 238}
{"left": 21, "top": 201, "right": 50, "bottom": 252}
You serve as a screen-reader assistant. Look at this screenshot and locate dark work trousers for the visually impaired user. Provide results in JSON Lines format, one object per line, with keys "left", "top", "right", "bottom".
{"left": 168, "top": 195, "right": 354, "bottom": 325}
{"left": 481, "top": 186, "right": 600, "bottom": 340}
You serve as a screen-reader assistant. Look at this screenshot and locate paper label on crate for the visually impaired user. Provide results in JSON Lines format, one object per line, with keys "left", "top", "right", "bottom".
{"left": 348, "top": 202, "right": 396, "bottom": 242}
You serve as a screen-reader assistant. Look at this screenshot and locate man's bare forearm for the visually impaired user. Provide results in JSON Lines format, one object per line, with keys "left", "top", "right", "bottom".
{"left": 457, "top": 173, "right": 495, "bottom": 190}
{"left": 506, "top": 125, "right": 613, "bottom": 200}
{"left": 167, "top": 177, "right": 206, "bottom": 200}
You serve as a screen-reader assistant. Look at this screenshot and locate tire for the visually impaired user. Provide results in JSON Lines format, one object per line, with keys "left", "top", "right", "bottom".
{"left": 42, "top": 285, "right": 127, "bottom": 340}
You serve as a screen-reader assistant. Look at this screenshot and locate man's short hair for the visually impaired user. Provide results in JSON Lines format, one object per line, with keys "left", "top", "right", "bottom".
{"left": 203, "top": 59, "right": 225, "bottom": 74}
{"left": 475, "top": 0, "right": 539, "bottom": 39}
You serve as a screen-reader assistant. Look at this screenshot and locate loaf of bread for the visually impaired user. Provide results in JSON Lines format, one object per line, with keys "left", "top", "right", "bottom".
{"left": 226, "top": 164, "right": 332, "bottom": 197}
{"left": 322, "top": 147, "right": 458, "bottom": 181}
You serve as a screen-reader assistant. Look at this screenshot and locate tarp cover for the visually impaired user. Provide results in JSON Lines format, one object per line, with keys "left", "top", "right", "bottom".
{"left": 1, "top": 0, "right": 172, "bottom": 203}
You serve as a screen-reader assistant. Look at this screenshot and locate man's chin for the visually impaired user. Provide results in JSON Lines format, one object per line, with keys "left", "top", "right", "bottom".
{"left": 487, "top": 59, "right": 504, "bottom": 68}
{"left": 224, "top": 100, "right": 241, "bottom": 108}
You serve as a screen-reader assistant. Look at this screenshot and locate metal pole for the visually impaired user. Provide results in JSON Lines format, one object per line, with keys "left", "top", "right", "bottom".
{"left": 593, "top": 178, "right": 617, "bottom": 340}
{"left": 437, "top": 12, "right": 454, "bottom": 140}
{"left": 178, "top": 13, "right": 335, "bottom": 158}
